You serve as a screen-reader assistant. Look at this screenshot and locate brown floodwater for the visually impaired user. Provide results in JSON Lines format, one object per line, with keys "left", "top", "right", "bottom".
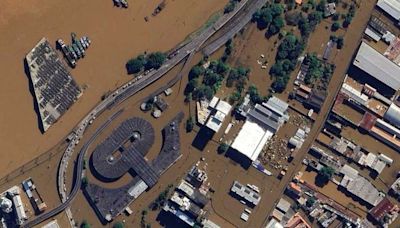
{"left": 0, "top": 0, "right": 228, "bottom": 176}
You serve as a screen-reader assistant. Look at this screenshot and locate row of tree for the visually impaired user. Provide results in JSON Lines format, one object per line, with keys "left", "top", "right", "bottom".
{"left": 126, "top": 52, "right": 166, "bottom": 74}
{"left": 252, "top": 3, "right": 285, "bottom": 36}
{"left": 224, "top": 0, "right": 241, "bottom": 14}
{"left": 270, "top": 34, "right": 305, "bottom": 92}
{"left": 303, "top": 54, "right": 334, "bottom": 85}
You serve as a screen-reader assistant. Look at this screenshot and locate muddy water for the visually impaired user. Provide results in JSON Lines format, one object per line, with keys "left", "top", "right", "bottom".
{"left": 0, "top": 0, "right": 228, "bottom": 176}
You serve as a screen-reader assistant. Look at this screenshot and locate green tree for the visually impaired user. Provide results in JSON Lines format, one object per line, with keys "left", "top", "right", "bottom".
{"left": 331, "top": 22, "right": 340, "bottom": 31}
{"left": 126, "top": 54, "right": 145, "bottom": 74}
{"left": 306, "top": 197, "right": 316, "bottom": 207}
{"left": 189, "top": 65, "right": 204, "bottom": 79}
{"left": 81, "top": 220, "right": 90, "bottom": 228}
{"left": 81, "top": 177, "right": 88, "bottom": 188}
{"left": 342, "top": 15, "right": 352, "bottom": 28}
{"left": 224, "top": 1, "right": 236, "bottom": 14}
{"left": 337, "top": 36, "right": 344, "bottom": 49}
{"left": 184, "top": 78, "right": 199, "bottom": 95}
{"left": 253, "top": 8, "right": 273, "bottom": 29}
{"left": 186, "top": 116, "right": 194, "bottom": 133}
{"left": 317, "top": 166, "right": 335, "bottom": 185}
{"left": 218, "top": 143, "right": 229, "bottom": 154}
{"left": 113, "top": 222, "right": 124, "bottom": 228}
{"left": 144, "top": 52, "right": 166, "bottom": 70}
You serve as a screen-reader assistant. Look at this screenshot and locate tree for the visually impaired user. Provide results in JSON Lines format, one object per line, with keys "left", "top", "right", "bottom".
{"left": 126, "top": 54, "right": 145, "bottom": 74}
{"left": 306, "top": 197, "right": 316, "bottom": 207}
{"left": 253, "top": 8, "right": 273, "bottom": 29}
{"left": 248, "top": 85, "right": 263, "bottom": 104}
{"left": 113, "top": 222, "right": 124, "bottom": 228}
{"left": 331, "top": 22, "right": 340, "bottom": 31}
{"left": 224, "top": 1, "right": 236, "bottom": 14}
{"left": 317, "top": 166, "right": 335, "bottom": 185}
{"left": 81, "top": 220, "right": 90, "bottom": 228}
{"left": 342, "top": 15, "right": 352, "bottom": 28}
{"left": 184, "top": 78, "right": 198, "bottom": 95}
{"left": 218, "top": 143, "right": 229, "bottom": 154}
{"left": 189, "top": 65, "right": 204, "bottom": 79}
{"left": 186, "top": 116, "right": 194, "bottom": 133}
{"left": 337, "top": 36, "right": 344, "bottom": 49}
{"left": 81, "top": 177, "right": 88, "bottom": 188}
{"left": 229, "top": 91, "right": 241, "bottom": 103}
{"left": 144, "top": 52, "right": 166, "bottom": 70}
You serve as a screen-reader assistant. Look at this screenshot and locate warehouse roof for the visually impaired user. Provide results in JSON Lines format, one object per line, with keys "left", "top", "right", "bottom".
{"left": 231, "top": 121, "right": 273, "bottom": 161}
{"left": 384, "top": 103, "right": 400, "bottom": 128}
{"left": 377, "top": 0, "right": 400, "bottom": 21}
{"left": 353, "top": 42, "right": 400, "bottom": 91}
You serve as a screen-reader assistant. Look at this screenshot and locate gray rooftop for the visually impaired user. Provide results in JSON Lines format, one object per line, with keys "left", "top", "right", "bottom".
{"left": 353, "top": 42, "right": 400, "bottom": 91}
{"left": 230, "top": 181, "right": 261, "bottom": 206}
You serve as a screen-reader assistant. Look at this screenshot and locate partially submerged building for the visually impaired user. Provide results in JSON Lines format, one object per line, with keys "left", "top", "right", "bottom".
{"left": 230, "top": 96, "right": 289, "bottom": 165}
{"left": 26, "top": 38, "right": 82, "bottom": 132}
{"left": 230, "top": 181, "right": 261, "bottom": 206}
{"left": 369, "top": 197, "right": 399, "bottom": 227}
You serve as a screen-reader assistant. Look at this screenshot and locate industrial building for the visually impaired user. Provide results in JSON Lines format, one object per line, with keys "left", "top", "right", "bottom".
{"left": 205, "top": 97, "right": 232, "bottom": 132}
{"left": 340, "top": 172, "right": 384, "bottom": 207}
{"left": 26, "top": 38, "right": 82, "bottom": 132}
{"left": 230, "top": 181, "right": 261, "bottom": 206}
{"left": 377, "top": 0, "right": 400, "bottom": 22}
{"left": 230, "top": 96, "right": 289, "bottom": 164}
{"left": 353, "top": 42, "right": 400, "bottom": 91}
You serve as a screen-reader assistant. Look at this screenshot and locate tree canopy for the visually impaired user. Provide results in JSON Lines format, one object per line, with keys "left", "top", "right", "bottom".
{"left": 317, "top": 166, "right": 335, "bottom": 186}
{"left": 144, "top": 52, "right": 166, "bottom": 70}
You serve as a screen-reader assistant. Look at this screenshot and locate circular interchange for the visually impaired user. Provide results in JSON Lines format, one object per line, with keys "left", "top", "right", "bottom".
{"left": 91, "top": 117, "right": 155, "bottom": 180}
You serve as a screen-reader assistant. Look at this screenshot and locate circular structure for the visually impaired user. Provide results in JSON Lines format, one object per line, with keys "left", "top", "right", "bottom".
{"left": 91, "top": 117, "right": 155, "bottom": 180}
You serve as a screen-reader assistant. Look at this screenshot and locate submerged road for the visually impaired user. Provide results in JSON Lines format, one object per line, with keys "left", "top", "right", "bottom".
{"left": 22, "top": 0, "right": 268, "bottom": 227}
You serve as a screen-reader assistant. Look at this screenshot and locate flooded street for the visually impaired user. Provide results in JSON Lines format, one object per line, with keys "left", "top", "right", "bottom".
{"left": 0, "top": 0, "right": 227, "bottom": 176}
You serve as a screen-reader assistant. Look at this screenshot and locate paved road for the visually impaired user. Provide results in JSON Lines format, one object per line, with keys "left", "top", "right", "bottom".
{"left": 22, "top": 0, "right": 267, "bottom": 227}
{"left": 22, "top": 110, "right": 123, "bottom": 228}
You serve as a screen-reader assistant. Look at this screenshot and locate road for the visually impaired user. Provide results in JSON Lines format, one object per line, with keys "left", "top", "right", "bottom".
{"left": 22, "top": 0, "right": 268, "bottom": 227}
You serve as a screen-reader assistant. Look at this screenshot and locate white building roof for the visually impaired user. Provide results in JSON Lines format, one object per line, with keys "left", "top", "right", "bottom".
{"left": 215, "top": 100, "right": 232, "bottom": 115}
{"left": 377, "top": 0, "right": 400, "bottom": 21}
{"left": 384, "top": 103, "right": 400, "bottom": 128}
{"left": 231, "top": 121, "right": 273, "bottom": 161}
{"left": 41, "top": 220, "right": 60, "bottom": 228}
{"left": 340, "top": 164, "right": 359, "bottom": 180}
{"left": 353, "top": 42, "right": 400, "bottom": 91}
{"left": 206, "top": 111, "right": 226, "bottom": 132}
{"left": 266, "top": 218, "right": 284, "bottom": 228}
{"left": 276, "top": 198, "right": 291, "bottom": 213}
{"left": 365, "top": 27, "right": 382, "bottom": 41}
{"left": 209, "top": 96, "right": 219, "bottom": 108}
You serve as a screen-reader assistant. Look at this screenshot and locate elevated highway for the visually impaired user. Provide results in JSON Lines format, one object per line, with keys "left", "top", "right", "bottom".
{"left": 22, "top": 0, "right": 267, "bottom": 226}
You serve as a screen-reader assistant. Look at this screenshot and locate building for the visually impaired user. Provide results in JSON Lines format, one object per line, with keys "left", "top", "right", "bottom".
{"left": 230, "top": 181, "right": 261, "bottom": 206}
{"left": 231, "top": 96, "right": 289, "bottom": 163}
{"left": 390, "top": 177, "right": 400, "bottom": 196}
{"left": 285, "top": 212, "right": 311, "bottom": 228}
{"left": 340, "top": 174, "right": 384, "bottom": 207}
{"left": 384, "top": 103, "right": 400, "bottom": 128}
{"left": 26, "top": 38, "right": 82, "bottom": 132}
{"left": 205, "top": 97, "right": 232, "bottom": 132}
{"left": 230, "top": 121, "right": 273, "bottom": 162}
{"left": 324, "top": 3, "right": 336, "bottom": 17}
{"left": 185, "top": 165, "right": 208, "bottom": 188}
{"left": 377, "top": 0, "right": 400, "bottom": 22}
{"left": 353, "top": 42, "right": 400, "bottom": 91}
{"left": 176, "top": 180, "right": 209, "bottom": 208}
{"left": 369, "top": 197, "right": 399, "bottom": 227}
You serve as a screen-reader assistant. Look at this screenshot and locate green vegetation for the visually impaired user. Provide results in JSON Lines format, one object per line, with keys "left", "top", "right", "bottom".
{"left": 222, "top": 39, "right": 233, "bottom": 62}
{"left": 217, "top": 143, "right": 229, "bottom": 154}
{"left": 247, "top": 84, "right": 264, "bottom": 104}
{"left": 298, "top": 11, "right": 323, "bottom": 38}
{"left": 126, "top": 52, "right": 166, "bottom": 74}
{"left": 149, "top": 184, "right": 173, "bottom": 210}
{"left": 224, "top": 0, "right": 241, "bottom": 14}
{"left": 343, "top": 4, "right": 356, "bottom": 28}
{"left": 81, "top": 220, "right": 90, "bottom": 228}
{"left": 186, "top": 116, "right": 194, "bottom": 133}
{"left": 270, "top": 34, "right": 305, "bottom": 92}
{"left": 331, "top": 21, "right": 340, "bottom": 31}
{"left": 81, "top": 177, "right": 88, "bottom": 188}
{"left": 317, "top": 166, "right": 335, "bottom": 186}
{"left": 336, "top": 36, "right": 344, "bottom": 49}
{"left": 83, "top": 159, "right": 87, "bottom": 169}
{"left": 306, "top": 196, "right": 316, "bottom": 207}
{"left": 113, "top": 222, "right": 124, "bottom": 228}
{"left": 253, "top": 4, "right": 285, "bottom": 36}
{"left": 141, "top": 210, "right": 148, "bottom": 228}
{"left": 184, "top": 60, "right": 230, "bottom": 101}
{"left": 303, "top": 54, "right": 334, "bottom": 86}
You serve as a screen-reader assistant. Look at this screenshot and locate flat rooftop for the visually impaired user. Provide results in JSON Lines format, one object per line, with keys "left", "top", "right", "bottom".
{"left": 231, "top": 120, "right": 273, "bottom": 162}
{"left": 353, "top": 42, "right": 400, "bottom": 91}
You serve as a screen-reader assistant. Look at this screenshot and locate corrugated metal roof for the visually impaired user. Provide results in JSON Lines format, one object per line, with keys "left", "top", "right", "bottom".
{"left": 384, "top": 103, "right": 400, "bottom": 128}
{"left": 353, "top": 42, "right": 400, "bottom": 91}
{"left": 377, "top": 0, "right": 400, "bottom": 20}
